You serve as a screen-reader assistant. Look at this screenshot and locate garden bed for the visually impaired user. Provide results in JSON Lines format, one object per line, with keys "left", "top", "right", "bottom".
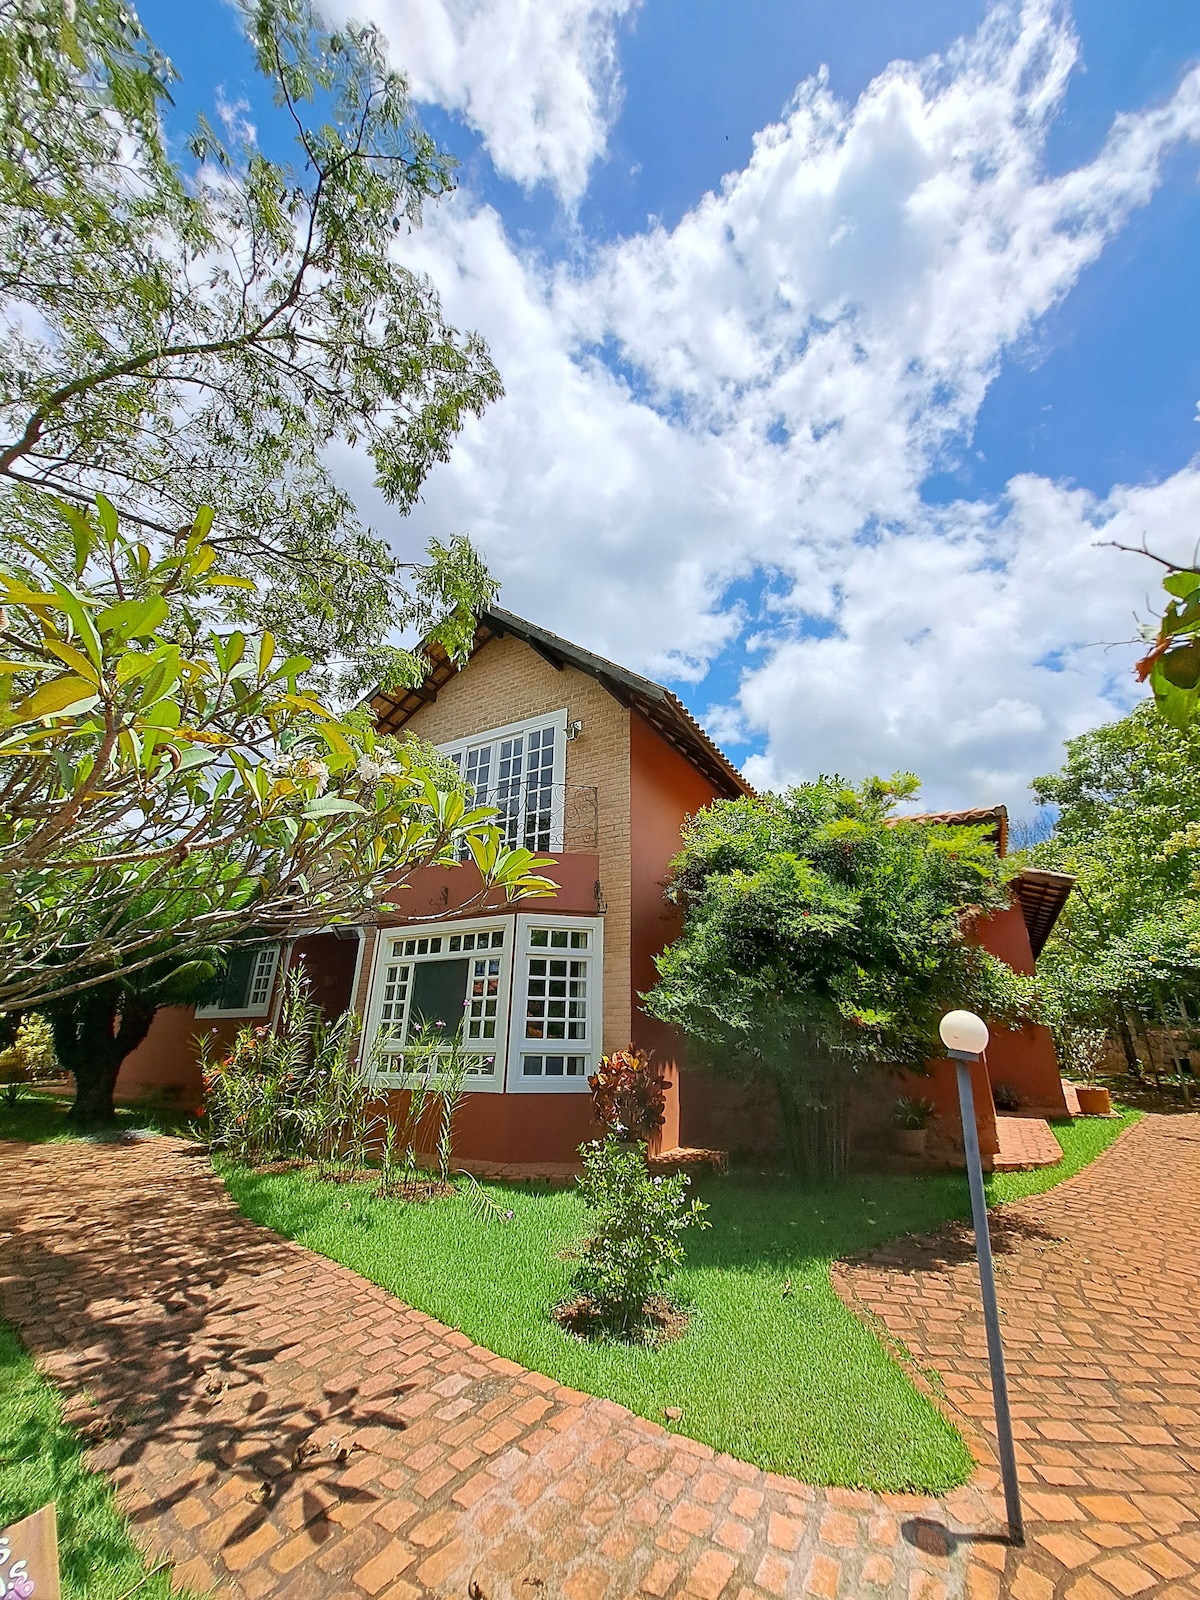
{"left": 217, "top": 1110, "right": 1137, "bottom": 1492}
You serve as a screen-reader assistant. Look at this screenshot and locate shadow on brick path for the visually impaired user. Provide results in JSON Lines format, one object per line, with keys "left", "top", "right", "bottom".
{"left": 0, "top": 1134, "right": 1002, "bottom": 1598}
{"left": 10, "top": 1119, "right": 1197, "bottom": 1598}
{"left": 839, "top": 1113, "right": 1200, "bottom": 1600}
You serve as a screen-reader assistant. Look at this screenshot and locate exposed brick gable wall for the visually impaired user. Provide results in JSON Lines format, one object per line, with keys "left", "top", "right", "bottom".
{"left": 402, "top": 633, "right": 633, "bottom": 1050}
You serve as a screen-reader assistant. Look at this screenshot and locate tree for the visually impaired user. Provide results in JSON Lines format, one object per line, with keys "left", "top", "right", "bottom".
{"left": 1025, "top": 703, "right": 1200, "bottom": 1075}
{"left": 44, "top": 938, "right": 220, "bottom": 1127}
{"left": 1132, "top": 556, "right": 1200, "bottom": 728}
{"left": 1, "top": 501, "right": 554, "bottom": 1042}
{"left": 0, "top": 0, "right": 501, "bottom": 694}
{"left": 644, "top": 775, "right": 1012, "bottom": 1181}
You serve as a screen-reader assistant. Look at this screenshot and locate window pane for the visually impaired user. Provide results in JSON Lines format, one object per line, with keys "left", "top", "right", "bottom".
{"left": 524, "top": 726, "right": 555, "bottom": 851}
{"left": 465, "top": 956, "right": 502, "bottom": 1040}
{"left": 247, "top": 948, "right": 277, "bottom": 1010}
{"left": 217, "top": 947, "right": 255, "bottom": 1010}
{"left": 464, "top": 743, "right": 492, "bottom": 804}
{"left": 409, "top": 958, "right": 470, "bottom": 1033}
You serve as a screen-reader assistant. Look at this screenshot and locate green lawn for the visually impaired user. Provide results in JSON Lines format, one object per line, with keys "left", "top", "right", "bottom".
{"left": 0, "top": 1321, "right": 198, "bottom": 1599}
{"left": 0, "top": 1092, "right": 194, "bottom": 1145}
{"left": 219, "top": 1111, "right": 1138, "bottom": 1492}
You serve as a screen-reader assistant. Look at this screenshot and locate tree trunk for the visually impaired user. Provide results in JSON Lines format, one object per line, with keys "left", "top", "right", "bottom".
{"left": 50, "top": 984, "right": 158, "bottom": 1127}
{"left": 1114, "top": 1005, "right": 1140, "bottom": 1077}
{"left": 772, "top": 1058, "right": 851, "bottom": 1184}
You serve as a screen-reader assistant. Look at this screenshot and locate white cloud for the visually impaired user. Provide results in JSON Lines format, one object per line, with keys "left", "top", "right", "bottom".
{"left": 343, "top": 0, "right": 1200, "bottom": 808}
{"left": 323, "top": 0, "right": 638, "bottom": 201}
{"left": 737, "top": 471, "right": 1200, "bottom": 806}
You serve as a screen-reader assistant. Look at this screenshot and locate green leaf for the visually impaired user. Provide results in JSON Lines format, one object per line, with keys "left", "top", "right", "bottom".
{"left": 94, "top": 494, "right": 119, "bottom": 544}
{"left": 15, "top": 675, "right": 103, "bottom": 719}
{"left": 97, "top": 595, "right": 169, "bottom": 640}
{"left": 1160, "top": 641, "right": 1200, "bottom": 691}
{"left": 301, "top": 796, "right": 367, "bottom": 817}
{"left": 1163, "top": 570, "right": 1200, "bottom": 601}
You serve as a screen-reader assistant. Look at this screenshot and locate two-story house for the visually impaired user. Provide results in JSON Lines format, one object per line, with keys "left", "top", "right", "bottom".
{"left": 116, "top": 607, "right": 1074, "bottom": 1170}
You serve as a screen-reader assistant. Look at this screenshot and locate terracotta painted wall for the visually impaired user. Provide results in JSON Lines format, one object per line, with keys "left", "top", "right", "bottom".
{"left": 970, "top": 900, "right": 1068, "bottom": 1116}
{"left": 898, "top": 1057, "right": 1000, "bottom": 1158}
{"left": 628, "top": 711, "right": 741, "bottom": 1154}
{"left": 116, "top": 1007, "right": 232, "bottom": 1106}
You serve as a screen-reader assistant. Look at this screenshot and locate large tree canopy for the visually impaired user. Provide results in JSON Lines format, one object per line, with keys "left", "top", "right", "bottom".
{"left": 0, "top": 500, "right": 554, "bottom": 1027}
{"left": 1026, "top": 703, "right": 1200, "bottom": 1071}
{"left": 0, "top": 0, "right": 501, "bottom": 693}
{"left": 645, "top": 775, "right": 1013, "bottom": 1179}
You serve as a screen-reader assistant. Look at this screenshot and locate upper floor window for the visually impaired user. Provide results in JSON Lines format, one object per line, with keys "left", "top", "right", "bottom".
{"left": 440, "top": 711, "right": 566, "bottom": 852}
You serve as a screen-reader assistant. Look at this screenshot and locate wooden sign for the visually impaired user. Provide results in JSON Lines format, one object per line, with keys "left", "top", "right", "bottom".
{"left": 0, "top": 1503, "right": 59, "bottom": 1599}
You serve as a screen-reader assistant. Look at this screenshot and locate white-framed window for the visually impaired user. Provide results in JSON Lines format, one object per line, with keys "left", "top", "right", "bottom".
{"left": 506, "top": 915, "right": 603, "bottom": 1093}
{"left": 440, "top": 710, "right": 567, "bottom": 853}
{"left": 196, "top": 945, "right": 280, "bottom": 1019}
{"left": 363, "top": 918, "right": 512, "bottom": 1091}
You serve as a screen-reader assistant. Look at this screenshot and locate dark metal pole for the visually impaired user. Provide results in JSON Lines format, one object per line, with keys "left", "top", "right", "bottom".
{"left": 952, "top": 1052, "right": 1025, "bottom": 1544}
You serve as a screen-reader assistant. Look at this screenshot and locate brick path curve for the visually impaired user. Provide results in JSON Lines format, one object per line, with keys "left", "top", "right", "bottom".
{"left": 0, "top": 1117, "right": 1195, "bottom": 1599}
{"left": 839, "top": 1113, "right": 1200, "bottom": 1600}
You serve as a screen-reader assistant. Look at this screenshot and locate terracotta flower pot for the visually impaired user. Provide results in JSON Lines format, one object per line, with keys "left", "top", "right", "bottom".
{"left": 893, "top": 1127, "right": 928, "bottom": 1156}
{"left": 1076, "top": 1086, "right": 1112, "bottom": 1116}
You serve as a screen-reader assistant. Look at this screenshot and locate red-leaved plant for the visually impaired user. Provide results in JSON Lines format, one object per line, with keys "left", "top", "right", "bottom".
{"left": 588, "top": 1047, "right": 669, "bottom": 1141}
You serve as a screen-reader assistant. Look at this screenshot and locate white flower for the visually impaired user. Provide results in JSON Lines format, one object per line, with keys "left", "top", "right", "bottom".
{"left": 356, "top": 754, "right": 404, "bottom": 783}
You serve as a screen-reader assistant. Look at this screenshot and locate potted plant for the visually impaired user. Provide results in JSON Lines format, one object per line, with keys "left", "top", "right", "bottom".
{"left": 1056, "top": 1023, "right": 1112, "bottom": 1115}
{"left": 892, "top": 1096, "right": 936, "bottom": 1156}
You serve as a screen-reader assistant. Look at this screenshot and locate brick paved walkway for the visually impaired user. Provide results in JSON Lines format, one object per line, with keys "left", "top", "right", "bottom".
{"left": 839, "top": 1113, "right": 1200, "bottom": 1600}
{"left": 0, "top": 1136, "right": 992, "bottom": 1599}
{"left": 0, "top": 1118, "right": 1196, "bottom": 1599}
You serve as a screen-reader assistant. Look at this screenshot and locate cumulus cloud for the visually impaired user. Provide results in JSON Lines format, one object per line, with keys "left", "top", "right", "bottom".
{"left": 345, "top": 0, "right": 1200, "bottom": 807}
{"left": 324, "top": 0, "right": 638, "bottom": 201}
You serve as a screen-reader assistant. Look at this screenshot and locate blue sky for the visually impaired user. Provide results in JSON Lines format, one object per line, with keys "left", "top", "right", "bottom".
{"left": 144, "top": 0, "right": 1200, "bottom": 808}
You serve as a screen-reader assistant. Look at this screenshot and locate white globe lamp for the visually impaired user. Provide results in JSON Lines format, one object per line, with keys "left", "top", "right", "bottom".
{"left": 939, "top": 1009, "right": 989, "bottom": 1058}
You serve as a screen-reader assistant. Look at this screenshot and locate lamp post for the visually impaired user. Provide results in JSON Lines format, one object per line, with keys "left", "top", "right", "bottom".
{"left": 939, "top": 1009, "right": 1025, "bottom": 1545}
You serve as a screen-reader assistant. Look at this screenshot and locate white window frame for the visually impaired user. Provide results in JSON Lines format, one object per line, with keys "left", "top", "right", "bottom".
{"left": 196, "top": 944, "right": 280, "bottom": 1019}
{"left": 438, "top": 709, "right": 568, "bottom": 853}
{"left": 362, "top": 916, "right": 513, "bottom": 1093}
{"left": 506, "top": 914, "right": 603, "bottom": 1094}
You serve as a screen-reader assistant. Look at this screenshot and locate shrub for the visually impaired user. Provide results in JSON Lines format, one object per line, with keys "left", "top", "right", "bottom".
{"left": 992, "top": 1082, "right": 1022, "bottom": 1113}
{"left": 0, "top": 1014, "right": 59, "bottom": 1107}
{"left": 892, "top": 1095, "right": 937, "bottom": 1130}
{"left": 200, "top": 969, "right": 482, "bottom": 1192}
{"left": 200, "top": 968, "right": 381, "bottom": 1172}
{"left": 569, "top": 1135, "right": 708, "bottom": 1336}
{"left": 587, "top": 1047, "right": 669, "bottom": 1140}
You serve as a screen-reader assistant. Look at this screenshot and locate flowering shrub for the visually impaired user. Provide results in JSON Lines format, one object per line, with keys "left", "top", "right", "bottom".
{"left": 571, "top": 1135, "right": 708, "bottom": 1335}
{"left": 0, "top": 1013, "right": 58, "bottom": 1107}
{"left": 199, "top": 968, "right": 380, "bottom": 1171}
{"left": 201, "top": 969, "right": 481, "bottom": 1192}
{"left": 587, "top": 1047, "right": 669, "bottom": 1141}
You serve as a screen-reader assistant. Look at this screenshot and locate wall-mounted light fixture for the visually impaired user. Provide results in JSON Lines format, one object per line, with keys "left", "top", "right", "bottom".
{"left": 566, "top": 718, "right": 583, "bottom": 741}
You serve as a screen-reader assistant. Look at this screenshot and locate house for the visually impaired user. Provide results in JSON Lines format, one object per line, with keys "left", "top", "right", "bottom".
{"left": 116, "top": 609, "right": 1074, "bottom": 1170}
